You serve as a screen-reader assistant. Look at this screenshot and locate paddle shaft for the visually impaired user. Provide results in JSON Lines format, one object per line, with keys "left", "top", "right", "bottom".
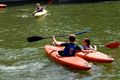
{"left": 40, "top": 30, "right": 89, "bottom": 39}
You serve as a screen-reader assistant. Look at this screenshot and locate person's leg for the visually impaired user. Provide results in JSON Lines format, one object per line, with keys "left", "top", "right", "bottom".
{"left": 58, "top": 51, "right": 65, "bottom": 56}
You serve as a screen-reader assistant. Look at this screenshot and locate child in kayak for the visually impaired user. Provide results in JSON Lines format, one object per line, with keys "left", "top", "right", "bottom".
{"left": 52, "top": 34, "right": 81, "bottom": 56}
{"left": 80, "top": 38, "right": 97, "bottom": 50}
{"left": 33, "top": 3, "right": 44, "bottom": 14}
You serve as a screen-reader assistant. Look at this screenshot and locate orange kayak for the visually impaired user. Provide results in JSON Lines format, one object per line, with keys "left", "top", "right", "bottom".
{"left": 76, "top": 51, "right": 114, "bottom": 63}
{"left": 52, "top": 41, "right": 114, "bottom": 63}
{"left": 0, "top": 4, "right": 7, "bottom": 8}
{"left": 44, "top": 45, "right": 91, "bottom": 70}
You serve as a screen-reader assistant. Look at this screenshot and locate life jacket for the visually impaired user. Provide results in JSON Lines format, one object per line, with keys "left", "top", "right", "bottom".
{"left": 37, "top": 7, "right": 43, "bottom": 12}
{"left": 80, "top": 45, "right": 93, "bottom": 50}
{"left": 63, "top": 43, "right": 77, "bottom": 56}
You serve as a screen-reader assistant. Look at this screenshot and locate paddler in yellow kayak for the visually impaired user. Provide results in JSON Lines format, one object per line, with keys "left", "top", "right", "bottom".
{"left": 33, "top": 3, "right": 44, "bottom": 14}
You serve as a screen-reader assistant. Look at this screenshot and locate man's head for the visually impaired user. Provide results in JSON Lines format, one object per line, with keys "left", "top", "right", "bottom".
{"left": 68, "top": 34, "right": 76, "bottom": 42}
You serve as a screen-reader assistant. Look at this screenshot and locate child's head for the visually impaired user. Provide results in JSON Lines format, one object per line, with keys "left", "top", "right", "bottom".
{"left": 36, "top": 3, "right": 40, "bottom": 7}
{"left": 68, "top": 34, "right": 76, "bottom": 42}
{"left": 82, "top": 38, "right": 90, "bottom": 46}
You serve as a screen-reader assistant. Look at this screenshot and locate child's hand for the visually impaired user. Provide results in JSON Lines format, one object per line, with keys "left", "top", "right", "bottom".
{"left": 93, "top": 45, "right": 97, "bottom": 50}
{"left": 52, "top": 35, "right": 55, "bottom": 39}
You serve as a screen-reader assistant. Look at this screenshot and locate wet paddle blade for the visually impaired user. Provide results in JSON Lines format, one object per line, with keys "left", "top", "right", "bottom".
{"left": 105, "top": 42, "right": 120, "bottom": 48}
{"left": 27, "top": 36, "right": 44, "bottom": 42}
{"left": 47, "top": 0, "right": 54, "bottom": 5}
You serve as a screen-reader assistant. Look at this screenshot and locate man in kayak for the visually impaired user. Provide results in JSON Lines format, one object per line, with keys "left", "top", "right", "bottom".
{"left": 52, "top": 34, "right": 83, "bottom": 57}
{"left": 33, "top": 3, "right": 44, "bottom": 14}
{"left": 80, "top": 38, "right": 97, "bottom": 50}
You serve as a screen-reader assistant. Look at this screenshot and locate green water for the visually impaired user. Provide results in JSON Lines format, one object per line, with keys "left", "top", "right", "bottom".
{"left": 0, "top": 1, "right": 120, "bottom": 80}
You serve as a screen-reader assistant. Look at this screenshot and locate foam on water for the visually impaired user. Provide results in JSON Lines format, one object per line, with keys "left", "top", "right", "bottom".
{"left": 0, "top": 62, "right": 45, "bottom": 72}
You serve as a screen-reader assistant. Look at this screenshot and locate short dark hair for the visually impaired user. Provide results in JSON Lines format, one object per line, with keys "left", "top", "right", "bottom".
{"left": 69, "top": 34, "right": 76, "bottom": 42}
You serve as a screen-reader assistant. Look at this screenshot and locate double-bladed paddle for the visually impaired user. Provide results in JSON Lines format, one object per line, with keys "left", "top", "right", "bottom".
{"left": 27, "top": 29, "right": 90, "bottom": 42}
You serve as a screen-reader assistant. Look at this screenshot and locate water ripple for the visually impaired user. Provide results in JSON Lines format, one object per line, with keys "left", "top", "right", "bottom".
{"left": 0, "top": 62, "right": 45, "bottom": 72}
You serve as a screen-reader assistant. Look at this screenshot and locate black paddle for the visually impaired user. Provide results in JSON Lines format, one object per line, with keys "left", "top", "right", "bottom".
{"left": 27, "top": 29, "right": 90, "bottom": 42}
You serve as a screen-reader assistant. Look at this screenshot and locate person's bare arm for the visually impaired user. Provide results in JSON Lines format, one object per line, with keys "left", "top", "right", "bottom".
{"left": 52, "top": 36, "right": 61, "bottom": 46}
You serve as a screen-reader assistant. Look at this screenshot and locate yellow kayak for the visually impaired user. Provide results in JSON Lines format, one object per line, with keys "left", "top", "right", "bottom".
{"left": 34, "top": 10, "right": 47, "bottom": 17}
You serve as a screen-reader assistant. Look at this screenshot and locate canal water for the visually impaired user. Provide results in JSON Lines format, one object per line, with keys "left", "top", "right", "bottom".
{"left": 0, "top": 1, "right": 120, "bottom": 80}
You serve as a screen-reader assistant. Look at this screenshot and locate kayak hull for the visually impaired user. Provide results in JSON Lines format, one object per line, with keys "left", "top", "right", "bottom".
{"left": 53, "top": 41, "right": 114, "bottom": 63}
{"left": 76, "top": 51, "right": 114, "bottom": 63}
{"left": 0, "top": 4, "right": 7, "bottom": 8}
{"left": 34, "top": 10, "right": 47, "bottom": 17}
{"left": 44, "top": 45, "right": 91, "bottom": 70}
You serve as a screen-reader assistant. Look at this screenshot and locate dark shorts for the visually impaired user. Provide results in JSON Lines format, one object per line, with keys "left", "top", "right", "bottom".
{"left": 58, "top": 51, "right": 75, "bottom": 57}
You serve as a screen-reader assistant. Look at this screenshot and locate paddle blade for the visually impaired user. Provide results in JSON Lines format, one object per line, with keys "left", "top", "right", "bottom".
{"left": 27, "top": 36, "right": 44, "bottom": 42}
{"left": 47, "top": 0, "right": 54, "bottom": 5}
{"left": 105, "top": 42, "right": 120, "bottom": 48}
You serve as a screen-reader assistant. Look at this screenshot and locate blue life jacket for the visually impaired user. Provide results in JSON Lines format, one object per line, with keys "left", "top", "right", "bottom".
{"left": 63, "top": 43, "right": 77, "bottom": 56}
